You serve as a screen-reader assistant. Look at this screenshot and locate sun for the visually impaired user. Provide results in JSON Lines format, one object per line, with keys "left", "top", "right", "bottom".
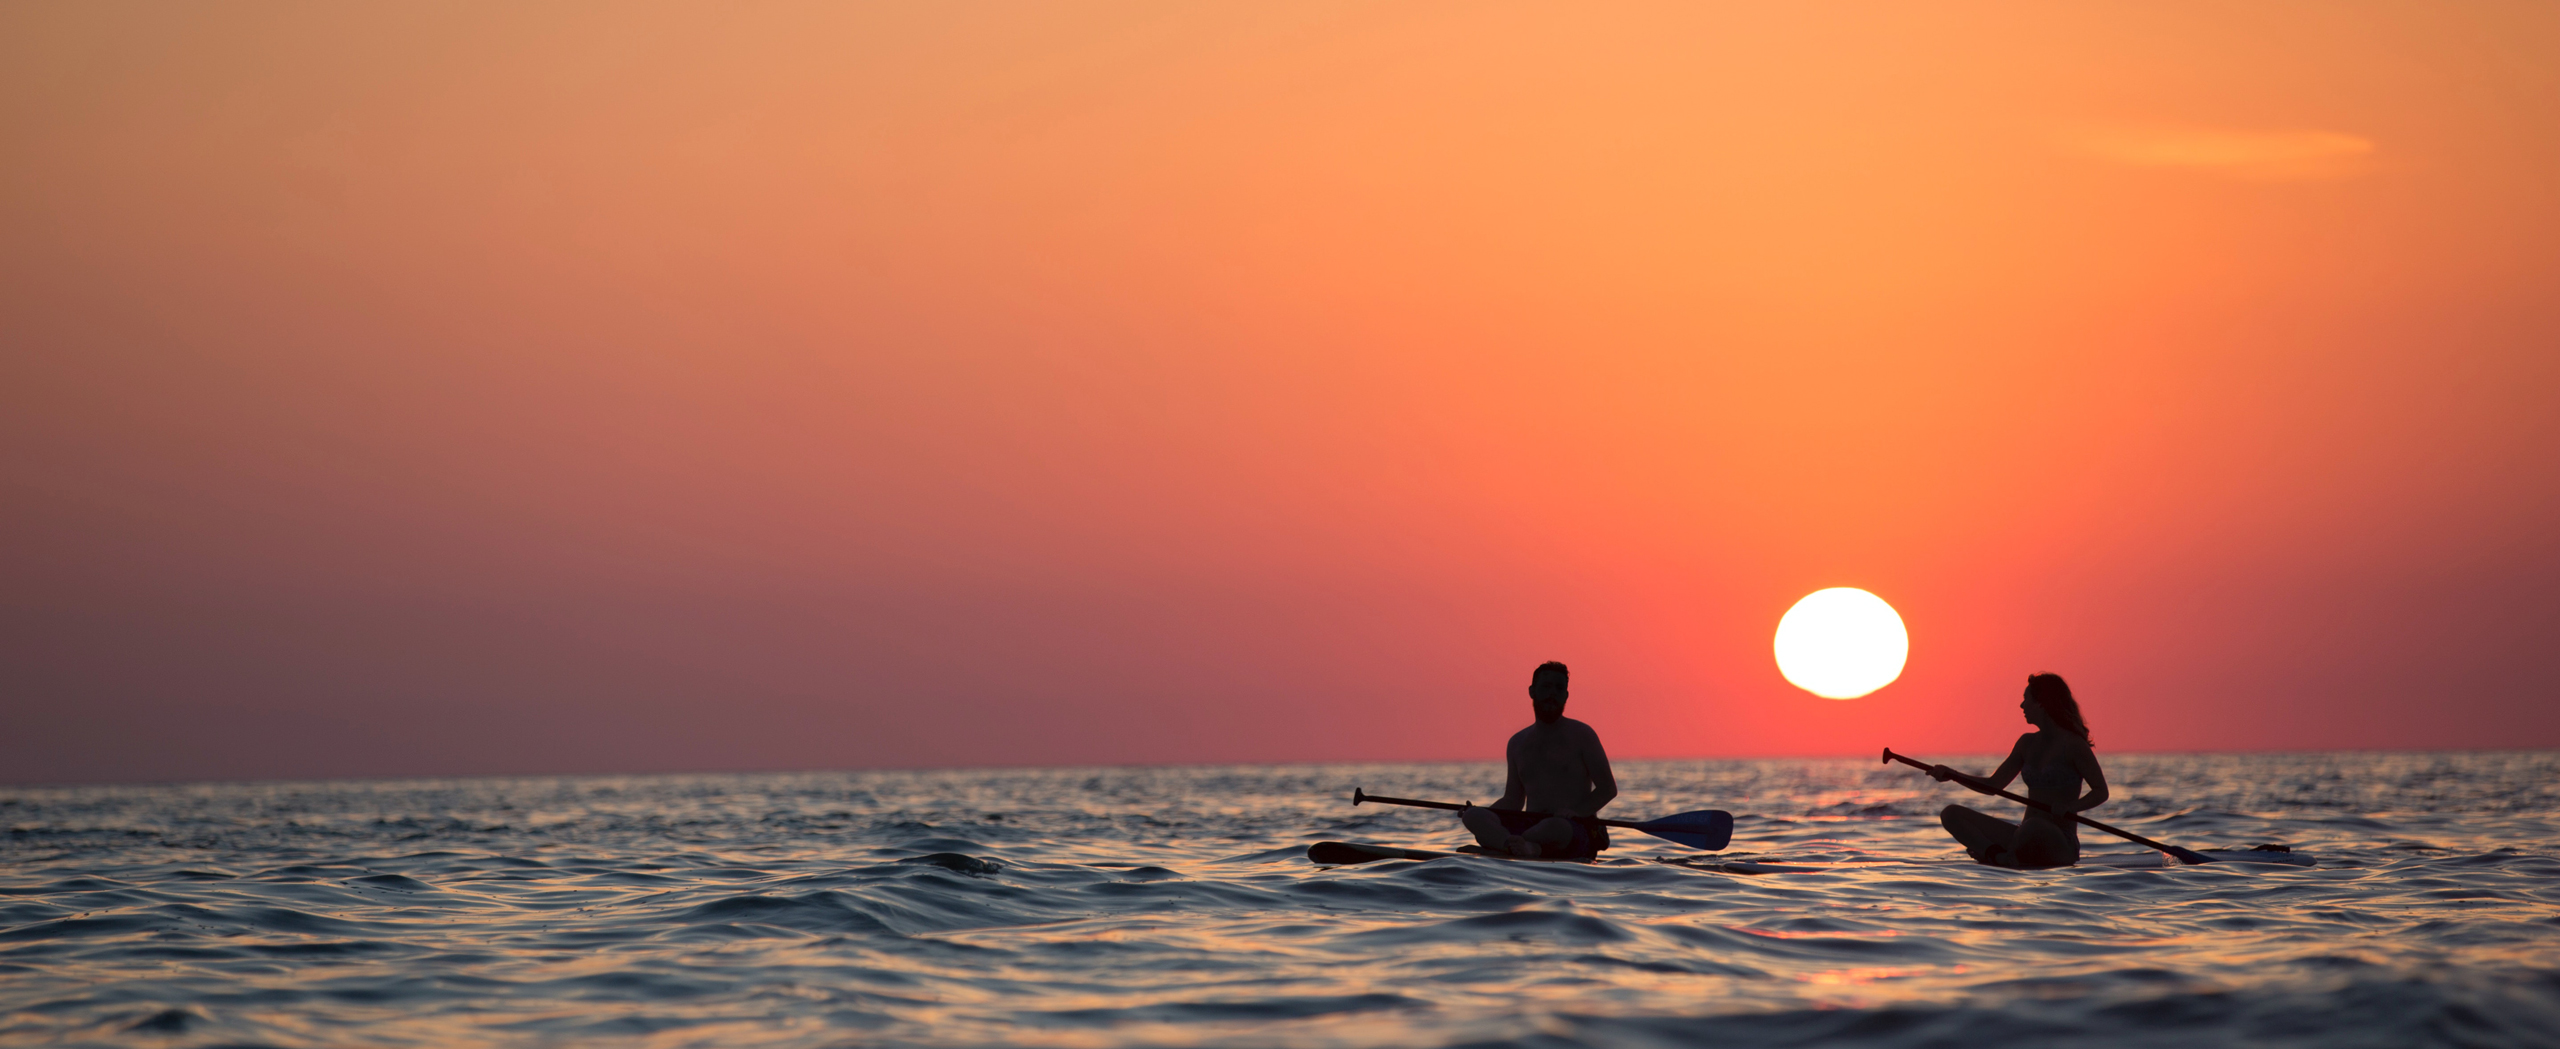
{"left": 1773, "top": 588, "right": 1909, "bottom": 699}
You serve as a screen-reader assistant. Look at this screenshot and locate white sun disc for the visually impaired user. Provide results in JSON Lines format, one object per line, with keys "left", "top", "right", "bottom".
{"left": 1773, "top": 588, "right": 1909, "bottom": 699}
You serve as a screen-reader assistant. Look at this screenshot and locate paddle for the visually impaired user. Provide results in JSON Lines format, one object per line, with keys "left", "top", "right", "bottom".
{"left": 1348, "top": 788, "right": 1734, "bottom": 850}
{"left": 1881, "top": 748, "right": 2213, "bottom": 865}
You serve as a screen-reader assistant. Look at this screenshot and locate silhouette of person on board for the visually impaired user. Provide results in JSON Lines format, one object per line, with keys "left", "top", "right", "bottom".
{"left": 1461, "top": 661, "right": 1618, "bottom": 858}
{"left": 1930, "top": 673, "right": 2111, "bottom": 869}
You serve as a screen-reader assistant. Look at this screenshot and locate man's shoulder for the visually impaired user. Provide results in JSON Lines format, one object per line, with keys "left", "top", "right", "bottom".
{"left": 1559, "top": 717, "right": 1605, "bottom": 743}
{"left": 1510, "top": 718, "right": 1606, "bottom": 746}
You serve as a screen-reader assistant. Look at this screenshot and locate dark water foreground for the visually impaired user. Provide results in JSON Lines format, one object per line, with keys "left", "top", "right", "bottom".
{"left": 4, "top": 752, "right": 2557, "bottom": 1048}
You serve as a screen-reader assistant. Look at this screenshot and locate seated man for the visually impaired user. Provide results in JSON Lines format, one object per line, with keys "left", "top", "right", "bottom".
{"left": 1461, "top": 661, "right": 1618, "bottom": 858}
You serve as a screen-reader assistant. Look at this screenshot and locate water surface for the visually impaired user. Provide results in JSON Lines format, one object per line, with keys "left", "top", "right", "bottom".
{"left": 5, "top": 752, "right": 2557, "bottom": 1047}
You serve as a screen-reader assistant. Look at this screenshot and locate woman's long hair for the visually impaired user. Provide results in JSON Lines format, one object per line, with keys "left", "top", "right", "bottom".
{"left": 2026, "top": 673, "right": 2091, "bottom": 744}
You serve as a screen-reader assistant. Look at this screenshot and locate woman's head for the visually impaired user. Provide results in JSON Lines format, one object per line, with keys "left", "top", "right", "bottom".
{"left": 2022, "top": 673, "right": 2091, "bottom": 743}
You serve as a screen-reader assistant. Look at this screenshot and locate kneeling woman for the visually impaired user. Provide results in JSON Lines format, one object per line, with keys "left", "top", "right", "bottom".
{"left": 1930, "top": 673, "right": 2109, "bottom": 869}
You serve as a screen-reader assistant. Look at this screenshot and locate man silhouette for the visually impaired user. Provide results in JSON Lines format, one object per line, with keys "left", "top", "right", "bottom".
{"left": 1461, "top": 661, "right": 1618, "bottom": 858}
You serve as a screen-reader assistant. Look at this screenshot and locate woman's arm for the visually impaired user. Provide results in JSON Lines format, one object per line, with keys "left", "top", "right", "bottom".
{"left": 1982, "top": 739, "right": 2029, "bottom": 792}
{"left": 1930, "top": 737, "right": 2028, "bottom": 795}
{"left": 2064, "top": 744, "right": 2109, "bottom": 814}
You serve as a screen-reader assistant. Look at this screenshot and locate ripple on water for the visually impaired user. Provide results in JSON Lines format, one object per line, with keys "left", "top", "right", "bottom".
{"left": 0, "top": 753, "right": 2555, "bottom": 1048}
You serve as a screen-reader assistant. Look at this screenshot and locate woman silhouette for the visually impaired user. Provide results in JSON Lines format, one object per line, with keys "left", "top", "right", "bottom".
{"left": 1930, "top": 673, "right": 2110, "bottom": 868}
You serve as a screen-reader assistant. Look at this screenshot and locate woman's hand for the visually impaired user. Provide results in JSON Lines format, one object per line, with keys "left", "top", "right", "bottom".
{"left": 1931, "top": 765, "right": 1999, "bottom": 795}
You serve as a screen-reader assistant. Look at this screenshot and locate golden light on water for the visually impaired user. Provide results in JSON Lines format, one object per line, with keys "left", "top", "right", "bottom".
{"left": 1773, "top": 588, "right": 1909, "bottom": 700}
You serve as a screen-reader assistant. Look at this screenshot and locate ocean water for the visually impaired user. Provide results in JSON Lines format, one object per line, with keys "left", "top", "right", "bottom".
{"left": 4, "top": 752, "right": 2557, "bottom": 1048}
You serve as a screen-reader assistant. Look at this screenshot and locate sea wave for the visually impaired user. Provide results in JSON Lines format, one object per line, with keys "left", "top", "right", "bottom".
{"left": 3, "top": 752, "right": 2557, "bottom": 1047}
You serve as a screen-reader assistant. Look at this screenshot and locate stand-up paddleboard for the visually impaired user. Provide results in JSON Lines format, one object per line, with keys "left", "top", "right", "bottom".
{"left": 1311, "top": 840, "right": 2313, "bottom": 870}
{"left": 1668, "top": 859, "right": 1844, "bottom": 874}
{"left": 2077, "top": 847, "right": 2313, "bottom": 867}
{"left": 1345, "top": 790, "right": 1732, "bottom": 851}
{"left": 1668, "top": 846, "right": 2315, "bottom": 875}
{"left": 1306, "top": 841, "right": 1599, "bottom": 865}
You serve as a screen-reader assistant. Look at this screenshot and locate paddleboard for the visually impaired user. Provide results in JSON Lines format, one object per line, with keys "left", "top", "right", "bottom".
{"left": 1671, "top": 859, "right": 1847, "bottom": 874}
{"left": 2078, "top": 847, "right": 2315, "bottom": 867}
{"left": 1309, "top": 841, "right": 2312, "bottom": 869}
{"left": 1305, "top": 841, "right": 1597, "bottom": 865}
{"left": 1673, "top": 848, "right": 2315, "bottom": 874}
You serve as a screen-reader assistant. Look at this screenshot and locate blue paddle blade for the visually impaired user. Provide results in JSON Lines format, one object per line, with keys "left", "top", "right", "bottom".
{"left": 1633, "top": 810, "right": 1733, "bottom": 851}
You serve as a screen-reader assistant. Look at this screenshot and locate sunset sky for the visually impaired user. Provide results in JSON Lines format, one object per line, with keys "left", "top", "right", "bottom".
{"left": 6, "top": 2, "right": 2557, "bottom": 784}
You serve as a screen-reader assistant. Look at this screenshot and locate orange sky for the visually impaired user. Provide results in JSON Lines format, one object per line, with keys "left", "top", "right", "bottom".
{"left": 5, "top": 2, "right": 2557, "bottom": 782}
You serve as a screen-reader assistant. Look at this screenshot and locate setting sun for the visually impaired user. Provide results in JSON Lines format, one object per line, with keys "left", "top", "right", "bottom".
{"left": 1773, "top": 588, "right": 1910, "bottom": 700}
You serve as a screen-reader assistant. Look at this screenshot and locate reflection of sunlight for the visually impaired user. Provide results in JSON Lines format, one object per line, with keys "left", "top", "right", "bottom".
{"left": 1801, "top": 965, "right": 1966, "bottom": 986}
{"left": 24, "top": 756, "right": 2548, "bottom": 1046}
{"left": 1802, "top": 787, "right": 1934, "bottom": 817}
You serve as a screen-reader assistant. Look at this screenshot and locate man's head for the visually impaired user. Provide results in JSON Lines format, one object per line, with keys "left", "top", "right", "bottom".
{"left": 1528, "top": 661, "right": 1570, "bottom": 723}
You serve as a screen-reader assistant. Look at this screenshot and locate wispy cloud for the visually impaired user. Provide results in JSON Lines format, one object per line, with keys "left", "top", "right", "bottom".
{"left": 2063, "top": 124, "right": 2376, "bottom": 181}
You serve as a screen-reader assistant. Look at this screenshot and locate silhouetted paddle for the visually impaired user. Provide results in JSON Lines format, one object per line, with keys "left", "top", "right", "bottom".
{"left": 1881, "top": 747, "right": 2214, "bottom": 865}
{"left": 1348, "top": 788, "right": 1733, "bottom": 850}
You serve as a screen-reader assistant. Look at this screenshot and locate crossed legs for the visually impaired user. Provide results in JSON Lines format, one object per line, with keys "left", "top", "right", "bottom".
{"left": 1462, "top": 806, "right": 1577, "bottom": 858}
{"left": 1940, "top": 804, "right": 2079, "bottom": 869}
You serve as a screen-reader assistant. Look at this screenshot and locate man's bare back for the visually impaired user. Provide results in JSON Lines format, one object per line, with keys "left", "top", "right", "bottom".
{"left": 1462, "top": 661, "right": 1618, "bottom": 858}
{"left": 1504, "top": 717, "right": 1612, "bottom": 817}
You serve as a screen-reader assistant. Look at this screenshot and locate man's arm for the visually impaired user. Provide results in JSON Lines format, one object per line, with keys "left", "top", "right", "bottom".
{"left": 1578, "top": 725, "right": 1617, "bottom": 817}
{"left": 1492, "top": 733, "right": 1527, "bottom": 810}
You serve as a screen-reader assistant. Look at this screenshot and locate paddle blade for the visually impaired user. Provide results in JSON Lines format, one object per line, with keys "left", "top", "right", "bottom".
{"left": 2163, "top": 846, "right": 2216, "bottom": 865}
{"left": 1633, "top": 810, "right": 1734, "bottom": 851}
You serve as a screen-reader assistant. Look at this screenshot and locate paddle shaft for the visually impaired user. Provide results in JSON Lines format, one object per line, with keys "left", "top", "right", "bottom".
{"left": 1351, "top": 789, "right": 1632, "bottom": 828}
{"left": 1882, "top": 748, "right": 2205, "bottom": 861}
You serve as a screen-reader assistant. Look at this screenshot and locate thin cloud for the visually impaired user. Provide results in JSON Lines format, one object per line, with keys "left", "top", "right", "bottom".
{"left": 2063, "top": 124, "right": 2377, "bottom": 181}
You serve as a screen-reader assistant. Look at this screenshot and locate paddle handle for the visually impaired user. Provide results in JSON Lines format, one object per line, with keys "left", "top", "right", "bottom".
{"left": 1882, "top": 748, "right": 2205, "bottom": 862}
{"left": 1351, "top": 789, "right": 1634, "bottom": 829}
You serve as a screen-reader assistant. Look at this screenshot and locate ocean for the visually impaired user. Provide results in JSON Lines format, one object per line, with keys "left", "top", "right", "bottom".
{"left": 5, "top": 752, "right": 2556, "bottom": 1048}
